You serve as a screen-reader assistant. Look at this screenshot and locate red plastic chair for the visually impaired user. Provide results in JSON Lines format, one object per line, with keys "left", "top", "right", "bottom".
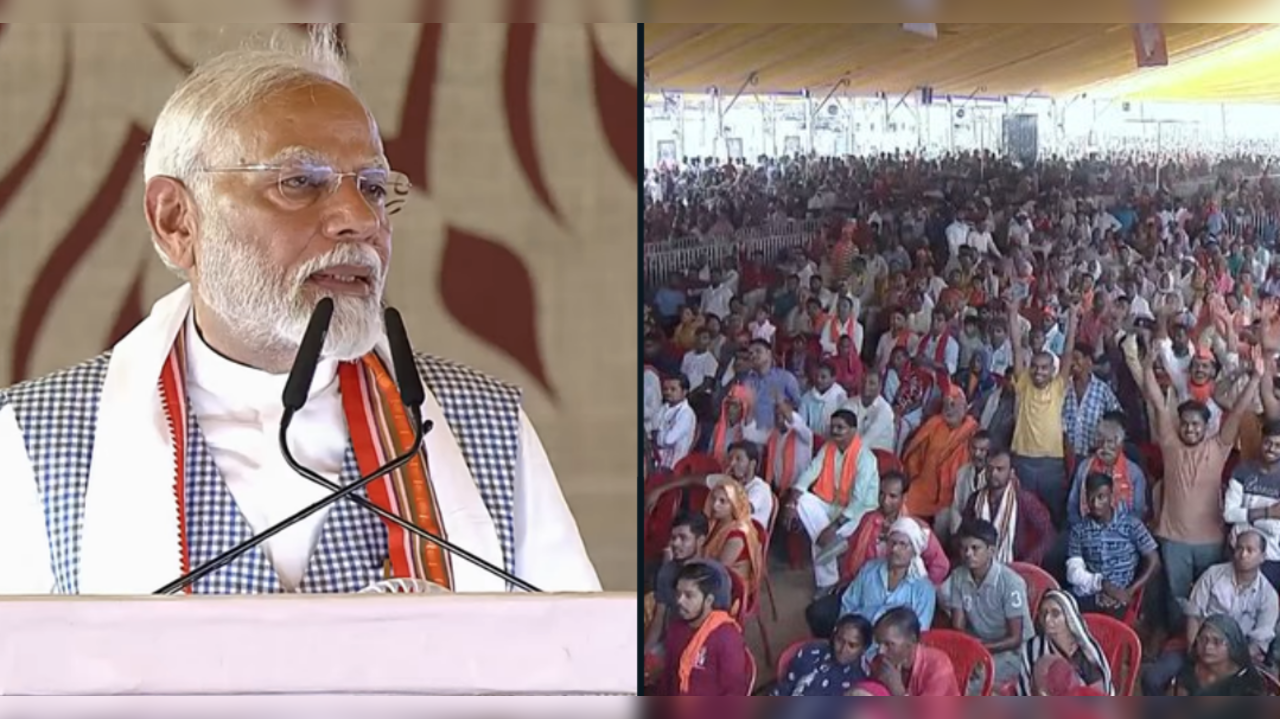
{"left": 749, "top": 509, "right": 778, "bottom": 667}
{"left": 672, "top": 452, "right": 722, "bottom": 478}
{"left": 1010, "top": 562, "right": 1060, "bottom": 617}
{"left": 775, "top": 639, "right": 823, "bottom": 683}
{"left": 873, "top": 449, "right": 903, "bottom": 476}
{"left": 920, "top": 629, "right": 995, "bottom": 696}
{"left": 643, "top": 482, "right": 711, "bottom": 565}
{"left": 1083, "top": 613, "right": 1142, "bottom": 696}
{"left": 1121, "top": 585, "right": 1144, "bottom": 625}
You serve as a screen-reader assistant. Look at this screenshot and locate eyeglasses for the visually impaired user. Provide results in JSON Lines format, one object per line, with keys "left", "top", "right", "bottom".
{"left": 195, "top": 163, "right": 412, "bottom": 215}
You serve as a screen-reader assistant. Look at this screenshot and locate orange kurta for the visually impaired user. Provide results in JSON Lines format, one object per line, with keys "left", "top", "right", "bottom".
{"left": 901, "top": 414, "right": 979, "bottom": 518}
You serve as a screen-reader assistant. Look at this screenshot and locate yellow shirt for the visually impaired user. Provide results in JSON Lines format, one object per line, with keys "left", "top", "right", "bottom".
{"left": 1011, "top": 370, "right": 1066, "bottom": 458}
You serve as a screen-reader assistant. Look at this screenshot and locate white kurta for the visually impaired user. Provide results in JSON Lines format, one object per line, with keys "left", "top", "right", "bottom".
{"left": 0, "top": 285, "right": 600, "bottom": 595}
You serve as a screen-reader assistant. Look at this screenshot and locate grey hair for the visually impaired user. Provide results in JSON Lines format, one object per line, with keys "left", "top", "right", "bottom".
{"left": 143, "top": 25, "right": 350, "bottom": 277}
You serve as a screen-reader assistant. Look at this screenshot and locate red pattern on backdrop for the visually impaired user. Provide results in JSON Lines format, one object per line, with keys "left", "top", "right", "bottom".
{"left": 3, "top": 20, "right": 633, "bottom": 393}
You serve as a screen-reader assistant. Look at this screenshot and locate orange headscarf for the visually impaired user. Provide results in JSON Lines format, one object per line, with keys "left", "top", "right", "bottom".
{"left": 704, "top": 478, "right": 764, "bottom": 606}
{"left": 711, "top": 384, "right": 755, "bottom": 465}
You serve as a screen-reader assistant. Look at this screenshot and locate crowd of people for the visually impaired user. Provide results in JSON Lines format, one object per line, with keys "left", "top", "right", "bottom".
{"left": 642, "top": 148, "right": 1280, "bottom": 696}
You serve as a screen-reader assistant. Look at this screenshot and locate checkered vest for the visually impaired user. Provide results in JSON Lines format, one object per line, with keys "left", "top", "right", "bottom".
{"left": 0, "top": 352, "right": 521, "bottom": 594}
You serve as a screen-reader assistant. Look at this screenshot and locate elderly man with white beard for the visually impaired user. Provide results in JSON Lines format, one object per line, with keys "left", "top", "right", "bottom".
{"left": 0, "top": 27, "right": 599, "bottom": 596}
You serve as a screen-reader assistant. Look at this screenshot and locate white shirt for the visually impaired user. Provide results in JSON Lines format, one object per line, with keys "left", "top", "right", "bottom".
{"left": 681, "top": 350, "right": 719, "bottom": 390}
{"left": 848, "top": 395, "right": 895, "bottom": 453}
{"left": 707, "top": 475, "right": 776, "bottom": 529}
{"left": 700, "top": 271, "right": 737, "bottom": 321}
{"left": 801, "top": 385, "right": 848, "bottom": 437}
{"left": 655, "top": 400, "right": 696, "bottom": 469}
{"left": 183, "top": 318, "right": 600, "bottom": 593}
{"left": 643, "top": 367, "right": 663, "bottom": 434}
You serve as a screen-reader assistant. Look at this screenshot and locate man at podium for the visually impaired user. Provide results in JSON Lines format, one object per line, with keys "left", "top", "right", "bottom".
{"left": 0, "top": 26, "right": 599, "bottom": 596}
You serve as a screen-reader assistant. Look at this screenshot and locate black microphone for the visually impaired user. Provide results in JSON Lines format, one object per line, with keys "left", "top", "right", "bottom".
{"left": 271, "top": 305, "right": 541, "bottom": 593}
{"left": 282, "top": 297, "right": 334, "bottom": 414}
{"left": 383, "top": 307, "right": 425, "bottom": 411}
{"left": 153, "top": 420, "right": 429, "bottom": 595}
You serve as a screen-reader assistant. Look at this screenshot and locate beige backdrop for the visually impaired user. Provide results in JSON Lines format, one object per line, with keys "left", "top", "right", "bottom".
{"left": 0, "top": 18, "right": 638, "bottom": 589}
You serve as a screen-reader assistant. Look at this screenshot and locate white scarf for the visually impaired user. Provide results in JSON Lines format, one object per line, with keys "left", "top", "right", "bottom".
{"left": 975, "top": 482, "right": 1019, "bottom": 565}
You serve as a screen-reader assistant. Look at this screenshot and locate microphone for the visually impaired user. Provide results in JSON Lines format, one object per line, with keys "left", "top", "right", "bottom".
{"left": 282, "top": 296, "right": 334, "bottom": 414}
{"left": 273, "top": 306, "right": 541, "bottom": 593}
{"left": 153, "top": 302, "right": 542, "bottom": 594}
{"left": 383, "top": 307, "right": 425, "bottom": 411}
{"left": 153, "top": 420, "right": 430, "bottom": 595}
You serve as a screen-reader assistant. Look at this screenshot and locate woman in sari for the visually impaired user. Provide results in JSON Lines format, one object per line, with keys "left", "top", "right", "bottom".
{"left": 1015, "top": 590, "right": 1114, "bottom": 696}
{"left": 1170, "top": 614, "right": 1270, "bottom": 696}
{"left": 704, "top": 477, "right": 765, "bottom": 614}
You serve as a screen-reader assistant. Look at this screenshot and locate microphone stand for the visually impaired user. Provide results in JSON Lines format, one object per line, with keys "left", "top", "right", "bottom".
{"left": 151, "top": 418, "right": 428, "bottom": 595}
{"left": 277, "top": 409, "right": 541, "bottom": 593}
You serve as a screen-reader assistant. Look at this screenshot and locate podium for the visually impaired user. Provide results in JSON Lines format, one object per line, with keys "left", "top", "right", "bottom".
{"left": 0, "top": 593, "right": 636, "bottom": 699}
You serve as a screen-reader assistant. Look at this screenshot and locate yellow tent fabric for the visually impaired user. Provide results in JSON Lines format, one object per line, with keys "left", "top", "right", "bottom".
{"left": 644, "top": 23, "right": 1272, "bottom": 99}
{"left": 1090, "top": 27, "right": 1280, "bottom": 102}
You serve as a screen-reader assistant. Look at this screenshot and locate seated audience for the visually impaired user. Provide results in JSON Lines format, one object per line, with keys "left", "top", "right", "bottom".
{"left": 644, "top": 511, "right": 732, "bottom": 652}
{"left": 704, "top": 477, "right": 765, "bottom": 611}
{"left": 709, "top": 384, "right": 769, "bottom": 463}
{"left": 1223, "top": 418, "right": 1280, "bottom": 590}
{"left": 871, "top": 606, "right": 961, "bottom": 696}
{"left": 806, "top": 517, "right": 936, "bottom": 639}
{"left": 1016, "top": 589, "right": 1114, "bottom": 696}
{"left": 962, "top": 448, "right": 1055, "bottom": 566}
{"left": 1170, "top": 614, "right": 1270, "bottom": 695}
{"left": 841, "top": 470, "right": 951, "bottom": 586}
{"left": 655, "top": 563, "right": 753, "bottom": 696}
{"left": 644, "top": 441, "right": 775, "bottom": 529}
{"left": 1144, "top": 526, "right": 1280, "bottom": 695}
{"left": 801, "top": 362, "right": 847, "bottom": 437}
{"left": 1066, "top": 471, "right": 1160, "bottom": 618}
{"left": 782, "top": 409, "right": 881, "bottom": 596}
{"left": 766, "top": 398, "right": 815, "bottom": 495}
{"left": 901, "top": 384, "right": 981, "bottom": 522}
{"left": 771, "top": 614, "right": 872, "bottom": 696}
{"left": 935, "top": 430, "right": 992, "bottom": 547}
{"left": 848, "top": 372, "right": 895, "bottom": 453}
{"left": 1066, "top": 413, "right": 1148, "bottom": 526}
{"left": 947, "top": 518, "right": 1035, "bottom": 684}
{"left": 655, "top": 374, "right": 697, "bottom": 469}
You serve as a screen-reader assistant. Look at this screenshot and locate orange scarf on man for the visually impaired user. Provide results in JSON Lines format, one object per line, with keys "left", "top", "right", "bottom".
{"left": 710, "top": 384, "right": 755, "bottom": 465}
{"left": 1080, "top": 455, "right": 1133, "bottom": 517}
{"left": 902, "top": 413, "right": 979, "bottom": 518}
{"left": 811, "top": 435, "right": 863, "bottom": 508}
{"left": 677, "top": 610, "right": 739, "bottom": 694}
{"left": 766, "top": 428, "right": 798, "bottom": 492}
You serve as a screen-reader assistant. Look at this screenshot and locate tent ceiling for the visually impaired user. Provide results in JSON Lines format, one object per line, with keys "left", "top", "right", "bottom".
{"left": 643, "top": 23, "right": 1271, "bottom": 99}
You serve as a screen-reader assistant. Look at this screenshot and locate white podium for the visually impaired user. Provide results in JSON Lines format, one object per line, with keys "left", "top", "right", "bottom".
{"left": 0, "top": 593, "right": 636, "bottom": 701}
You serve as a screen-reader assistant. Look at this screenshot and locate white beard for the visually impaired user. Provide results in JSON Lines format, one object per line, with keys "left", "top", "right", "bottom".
{"left": 193, "top": 209, "right": 386, "bottom": 362}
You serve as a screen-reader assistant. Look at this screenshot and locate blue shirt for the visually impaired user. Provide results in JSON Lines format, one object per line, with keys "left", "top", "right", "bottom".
{"left": 1068, "top": 509, "right": 1157, "bottom": 595}
{"left": 745, "top": 367, "right": 801, "bottom": 431}
{"left": 839, "top": 558, "right": 936, "bottom": 628}
{"left": 772, "top": 641, "right": 866, "bottom": 696}
{"left": 654, "top": 287, "right": 686, "bottom": 319}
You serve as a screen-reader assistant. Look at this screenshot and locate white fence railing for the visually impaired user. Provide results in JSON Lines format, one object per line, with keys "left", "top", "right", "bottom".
{"left": 643, "top": 221, "right": 818, "bottom": 282}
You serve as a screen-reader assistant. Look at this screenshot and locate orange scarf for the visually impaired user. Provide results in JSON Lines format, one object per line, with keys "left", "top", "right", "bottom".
{"left": 812, "top": 436, "right": 863, "bottom": 508}
{"left": 1189, "top": 378, "right": 1214, "bottom": 404}
{"left": 677, "top": 610, "right": 739, "bottom": 694}
{"left": 160, "top": 324, "right": 452, "bottom": 591}
{"left": 1081, "top": 455, "right": 1133, "bottom": 517}
{"left": 711, "top": 385, "right": 755, "bottom": 465}
{"left": 766, "top": 429, "right": 799, "bottom": 492}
